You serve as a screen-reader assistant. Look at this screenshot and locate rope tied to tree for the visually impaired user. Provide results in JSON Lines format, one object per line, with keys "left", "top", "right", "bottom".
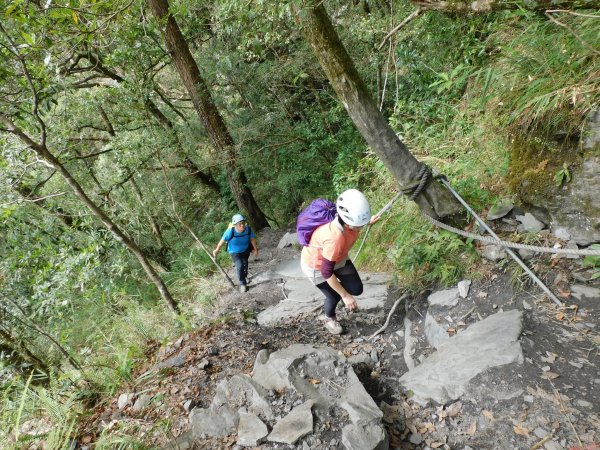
{"left": 399, "top": 164, "right": 431, "bottom": 201}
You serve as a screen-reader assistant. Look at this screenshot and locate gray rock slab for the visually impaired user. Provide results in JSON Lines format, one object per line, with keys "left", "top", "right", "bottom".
{"left": 428, "top": 288, "right": 459, "bottom": 307}
{"left": 362, "top": 273, "right": 391, "bottom": 284}
{"left": 546, "top": 156, "right": 600, "bottom": 245}
{"left": 425, "top": 312, "right": 450, "bottom": 349}
{"left": 283, "top": 278, "right": 321, "bottom": 302}
{"left": 253, "top": 344, "right": 387, "bottom": 429}
{"left": 250, "top": 269, "right": 280, "bottom": 284}
{"left": 273, "top": 259, "right": 305, "bottom": 278}
{"left": 267, "top": 400, "right": 314, "bottom": 444}
{"left": 236, "top": 412, "right": 268, "bottom": 447}
{"left": 189, "top": 406, "right": 238, "bottom": 438}
{"left": 516, "top": 213, "right": 545, "bottom": 233}
{"left": 277, "top": 232, "right": 298, "bottom": 249}
{"left": 252, "top": 344, "right": 342, "bottom": 392}
{"left": 257, "top": 299, "right": 321, "bottom": 326}
{"left": 162, "top": 431, "right": 194, "bottom": 450}
{"left": 399, "top": 309, "right": 524, "bottom": 405}
{"left": 357, "top": 283, "right": 388, "bottom": 311}
{"left": 339, "top": 370, "right": 383, "bottom": 425}
{"left": 212, "top": 375, "right": 273, "bottom": 421}
{"left": 570, "top": 284, "right": 600, "bottom": 300}
{"left": 342, "top": 422, "right": 388, "bottom": 450}
{"left": 258, "top": 272, "right": 389, "bottom": 325}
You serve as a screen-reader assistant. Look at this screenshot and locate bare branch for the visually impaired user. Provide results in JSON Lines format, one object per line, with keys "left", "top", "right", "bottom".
{"left": 545, "top": 11, "right": 600, "bottom": 55}
{"left": 378, "top": 8, "right": 422, "bottom": 50}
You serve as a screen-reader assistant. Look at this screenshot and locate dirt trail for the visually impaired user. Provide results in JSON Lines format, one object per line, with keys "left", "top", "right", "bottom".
{"left": 84, "top": 227, "right": 599, "bottom": 450}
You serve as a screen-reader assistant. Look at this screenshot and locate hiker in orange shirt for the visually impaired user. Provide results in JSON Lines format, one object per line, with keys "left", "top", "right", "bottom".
{"left": 301, "top": 189, "right": 380, "bottom": 334}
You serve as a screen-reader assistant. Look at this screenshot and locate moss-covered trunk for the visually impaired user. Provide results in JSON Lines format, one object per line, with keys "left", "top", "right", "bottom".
{"left": 147, "top": 0, "right": 270, "bottom": 230}
{"left": 294, "top": 2, "right": 462, "bottom": 219}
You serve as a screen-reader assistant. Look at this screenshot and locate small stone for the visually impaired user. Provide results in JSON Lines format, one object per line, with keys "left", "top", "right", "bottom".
{"left": 576, "top": 399, "right": 592, "bottom": 408}
{"left": 523, "top": 395, "right": 534, "bottom": 403}
{"left": 117, "top": 393, "right": 133, "bottom": 410}
{"left": 132, "top": 394, "right": 153, "bottom": 412}
{"left": 543, "top": 440, "right": 564, "bottom": 450}
{"left": 370, "top": 349, "right": 379, "bottom": 363}
{"left": 516, "top": 213, "right": 545, "bottom": 233}
{"left": 522, "top": 300, "right": 533, "bottom": 311}
{"left": 458, "top": 280, "right": 471, "bottom": 298}
{"left": 487, "top": 202, "right": 514, "bottom": 220}
{"left": 553, "top": 228, "right": 571, "bottom": 241}
{"left": 534, "top": 428, "right": 548, "bottom": 439}
{"left": 198, "top": 358, "right": 209, "bottom": 369}
{"left": 493, "top": 304, "right": 498, "bottom": 309}
{"left": 409, "top": 433, "right": 423, "bottom": 444}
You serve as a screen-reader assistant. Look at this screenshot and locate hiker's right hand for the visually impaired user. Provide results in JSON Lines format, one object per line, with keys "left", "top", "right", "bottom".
{"left": 342, "top": 294, "right": 358, "bottom": 312}
{"left": 212, "top": 249, "right": 218, "bottom": 258}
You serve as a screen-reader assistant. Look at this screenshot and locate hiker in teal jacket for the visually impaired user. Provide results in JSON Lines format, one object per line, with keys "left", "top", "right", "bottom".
{"left": 213, "top": 214, "right": 258, "bottom": 293}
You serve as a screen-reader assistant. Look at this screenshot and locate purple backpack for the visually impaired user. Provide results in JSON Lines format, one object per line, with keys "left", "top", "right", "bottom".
{"left": 296, "top": 199, "right": 337, "bottom": 246}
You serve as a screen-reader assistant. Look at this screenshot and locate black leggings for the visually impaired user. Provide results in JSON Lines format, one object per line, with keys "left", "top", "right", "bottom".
{"left": 316, "top": 260, "right": 363, "bottom": 319}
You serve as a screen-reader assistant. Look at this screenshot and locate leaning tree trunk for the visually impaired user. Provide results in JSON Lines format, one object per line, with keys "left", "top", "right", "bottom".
{"left": 0, "top": 115, "right": 179, "bottom": 314}
{"left": 294, "top": 2, "right": 462, "bottom": 219}
{"left": 411, "top": 0, "right": 600, "bottom": 13}
{"left": 147, "top": 0, "right": 270, "bottom": 230}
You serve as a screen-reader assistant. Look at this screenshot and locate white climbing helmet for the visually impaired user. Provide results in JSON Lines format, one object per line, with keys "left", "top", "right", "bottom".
{"left": 336, "top": 189, "right": 371, "bottom": 227}
{"left": 231, "top": 214, "right": 245, "bottom": 225}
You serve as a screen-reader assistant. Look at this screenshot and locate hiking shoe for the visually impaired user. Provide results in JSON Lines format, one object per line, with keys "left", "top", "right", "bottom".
{"left": 239, "top": 285, "right": 248, "bottom": 293}
{"left": 323, "top": 318, "right": 342, "bottom": 335}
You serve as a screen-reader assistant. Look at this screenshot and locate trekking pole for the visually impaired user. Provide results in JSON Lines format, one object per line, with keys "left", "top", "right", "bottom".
{"left": 181, "top": 221, "right": 236, "bottom": 287}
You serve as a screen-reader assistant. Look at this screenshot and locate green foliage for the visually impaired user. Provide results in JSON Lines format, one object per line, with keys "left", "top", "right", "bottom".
{"left": 0, "top": 371, "right": 80, "bottom": 450}
{"left": 472, "top": 10, "right": 600, "bottom": 135}
{"left": 582, "top": 245, "right": 600, "bottom": 280}
{"left": 355, "top": 198, "right": 476, "bottom": 290}
{"left": 1, "top": 0, "right": 598, "bottom": 445}
{"left": 554, "top": 162, "right": 572, "bottom": 187}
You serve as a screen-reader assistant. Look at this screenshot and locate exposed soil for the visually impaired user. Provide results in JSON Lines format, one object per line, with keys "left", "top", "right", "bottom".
{"left": 79, "top": 228, "right": 599, "bottom": 450}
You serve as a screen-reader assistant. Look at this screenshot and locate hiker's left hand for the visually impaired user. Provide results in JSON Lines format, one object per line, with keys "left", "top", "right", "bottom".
{"left": 369, "top": 214, "right": 381, "bottom": 225}
{"left": 252, "top": 248, "right": 259, "bottom": 256}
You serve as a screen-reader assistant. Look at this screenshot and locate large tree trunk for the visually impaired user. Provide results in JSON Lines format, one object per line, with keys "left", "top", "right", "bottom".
{"left": 0, "top": 115, "right": 180, "bottom": 314}
{"left": 295, "top": 3, "right": 462, "bottom": 219}
{"left": 411, "top": 0, "right": 600, "bottom": 12}
{"left": 147, "top": 0, "right": 270, "bottom": 230}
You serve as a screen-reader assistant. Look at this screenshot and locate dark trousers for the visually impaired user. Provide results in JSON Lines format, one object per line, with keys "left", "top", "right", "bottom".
{"left": 231, "top": 251, "right": 250, "bottom": 286}
{"left": 316, "top": 260, "right": 363, "bottom": 318}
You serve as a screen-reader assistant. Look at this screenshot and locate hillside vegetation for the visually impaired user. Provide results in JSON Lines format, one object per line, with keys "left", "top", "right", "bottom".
{"left": 0, "top": 0, "right": 598, "bottom": 447}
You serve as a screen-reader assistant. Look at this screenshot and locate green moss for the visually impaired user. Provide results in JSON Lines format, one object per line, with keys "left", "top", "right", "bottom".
{"left": 506, "top": 136, "right": 581, "bottom": 204}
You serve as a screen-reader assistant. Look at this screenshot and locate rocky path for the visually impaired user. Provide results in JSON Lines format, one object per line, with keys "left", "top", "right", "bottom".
{"left": 86, "top": 227, "right": 599, "bottom": 450}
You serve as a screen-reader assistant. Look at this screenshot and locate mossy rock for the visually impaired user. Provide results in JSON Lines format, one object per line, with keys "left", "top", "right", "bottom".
{"left": 506, "top": 135, "right": 600, "bottom": 244}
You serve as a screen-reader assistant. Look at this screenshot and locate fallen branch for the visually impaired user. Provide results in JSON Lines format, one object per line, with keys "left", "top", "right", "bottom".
{"left": 369, "top": 293, "right": 410, "bottom": 340}
{"left": 530, "top": 435, "right": 552, "bottom": 450}
{"left": 378, "top": 9, "right": 422, "bottom": 50}
{"left": 548, "top": 379, "right": 583, "bottom": 449}
{"left": 459, "top": 306, "right": 476, "bottom": 322}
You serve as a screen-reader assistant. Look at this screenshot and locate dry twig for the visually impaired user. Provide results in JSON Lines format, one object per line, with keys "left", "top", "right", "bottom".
{"left": 369, "top": 293, "right": 410, "bottom": 340}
